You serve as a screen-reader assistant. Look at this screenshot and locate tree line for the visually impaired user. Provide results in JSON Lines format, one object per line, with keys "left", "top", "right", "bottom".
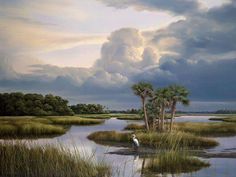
{"left": 70, "top": 104, "right": 107, "bottom": 114}
{"left": 132, "top": 82, "right": 190, "bottom": 132}
{"left": 0, "top": 93, "right": 74, "bottom": 116}
{"left": 215, "top": 110, "right": 236, "bottom": 114}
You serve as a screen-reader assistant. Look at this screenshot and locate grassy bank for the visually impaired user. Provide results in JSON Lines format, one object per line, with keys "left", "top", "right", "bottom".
{"left": 175, "top": 122, "right": 236, "bottom": 136}
{"left": 209, "top": 116, "right": 236, "bottom": 123}
{"left": 146, "top": 150, "right": 209, "bottom": 174}
{"left": 124, "top": 123, "right": 144, "bottom": 130}
{"left": 0, "top": 116, "right": 104, "bottom": 138}
{"left": 88, "top": 131, "right": 218, "bottom": 149}
{"left": 77, "top": 114, "right": 113, "bottom": 119}
{"left": 0, "top": 118, "right": 66, "bottom": 138}
{"left": 115, "top": 114, "right": 141, "bottom": 120}
{"left": 125, "top": 122, "right": 236, "bottom": 137}
{"left": 49, "top": 116, "right": 104, "bottom": 125}
{"left": 0, "top": 141, "right": 111, "bottom": 177}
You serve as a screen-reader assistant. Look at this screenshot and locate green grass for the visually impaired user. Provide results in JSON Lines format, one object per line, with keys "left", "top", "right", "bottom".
{"left": 209, "top": 116, "right": 236, "bottom": 123}
{"left": 175, "top": 122, "right": 236, "bottom": 137}
{"left": 115, "top": 114, "right": 141, "bottom": 120}
{"left": 0, "top": 118, "right": 66, "bottom": 138}
{"left": 0, "top": 141, "right": 111, "bottom": 177}
{"left": 78, "top": 113, "right": 141, "bottom": 120}
{"left": 77, "top": 114, "right": 113, "bottom": 119}
{"left": 146, "top": 150, "right": 209, "bottom": 174}
{"left": 124, "top": 122, "right": 236, "bottom": 137}
{"left": 0, "top": 116, "right": 104, "bottom": 138}
{"left": 88, "top": 131, "right": 218, "bottom": 149}
{"left": 124, "top": 123, "right": 144, "bottom": 130}
{"left": 49, "top": 117, "right": 104, "bottom": 125}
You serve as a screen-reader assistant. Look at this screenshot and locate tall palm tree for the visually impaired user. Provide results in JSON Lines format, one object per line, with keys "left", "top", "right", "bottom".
{"left": 168, "top": 85, "right": 190, "bottom": 131}
{"left": 132, "top": 82, "right": 153, "bottom": 131}
{"left": 154, "top": 88, "right": 171, "bottom": 131}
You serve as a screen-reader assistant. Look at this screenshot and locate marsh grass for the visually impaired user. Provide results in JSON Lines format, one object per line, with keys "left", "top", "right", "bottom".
{"left": 88, "top": 131, "right": 218, "bottom": 149}
{"left": 77, "top": 114, "right": 113, "bottom": 119}
{"left": 114, "top": 114, "right": 141, "bottom": 120}
{"left": 0, "top": 141, "right": 111, "bottom": 177}
{"left": 146, "top": 150, "right": 209, "bottom": 174}
{"left": 124, "top": 123, "right": 144, "bottom": 130}
{"left": 49, "top": 117, "right": 104, "bottom": 125}
{"left": 124, "top": 122, "right": 236, "bottom": 137}
{"left": 0, "top": 116, "right": 104, "bottom": 138}
{"left": 0, "top": 118, "right": 66, "bottom": 138}
{"left": 175, "top": 122, "right": 236, "bottom": 136}
{"left": 209, "top": 116, "right": 236, "bottom": 123}
{"left": 78, "top": 113, "right": 141, "bottom": 120}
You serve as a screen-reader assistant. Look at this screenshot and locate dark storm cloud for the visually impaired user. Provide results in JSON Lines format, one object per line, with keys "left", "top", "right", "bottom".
{"left": 133, "top": 58, "right": 236, "bottom": 101}
{"left": 149, "top": 2, "right": 236, "bottom": 62}
{"left": 97, "top": 0, "right": 200, "bottom": 14}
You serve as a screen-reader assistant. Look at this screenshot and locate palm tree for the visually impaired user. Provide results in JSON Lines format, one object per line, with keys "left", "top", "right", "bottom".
{"left": 146, "top": 99, "right": 161, "bottom": 130}
{"left": 132, "top": 82, "right": 153, "bottom": 131}
{"left": 168, "top": 85, "right": 190, "bottom": 131}
{"left": 154, "top": 88, "right": 171, "bottom": 131}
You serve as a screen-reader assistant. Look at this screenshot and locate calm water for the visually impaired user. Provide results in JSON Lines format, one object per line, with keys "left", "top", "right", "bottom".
{"left": 6, "top": 116, "right": 236, "bottom": 177}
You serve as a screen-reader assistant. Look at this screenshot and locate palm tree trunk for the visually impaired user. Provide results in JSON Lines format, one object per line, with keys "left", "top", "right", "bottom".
{"left": 160, "top": 105, "right": 165, "bottom": 131}
{"left": 152, "top": 117, "right": 155, "bottom": 130}
{"left": 170, "top": 104, "right": 176, "bottom": 132}
{"left": 158, "top": 108, "right": 161, "bottom": 131}
{"left": 142, "top": 98, "right": 150, "bottom": 131}
{"left": 162, "top": 108, "right": 165, "bottom": 131}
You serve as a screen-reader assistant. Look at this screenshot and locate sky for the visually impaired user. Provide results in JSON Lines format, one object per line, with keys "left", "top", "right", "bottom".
{"left": 0, "top": 0, "right": 236, "bottom": 111}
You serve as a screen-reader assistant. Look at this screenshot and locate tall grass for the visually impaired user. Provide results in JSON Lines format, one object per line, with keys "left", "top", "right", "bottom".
{"left": 0, "top": 121, "right": 66, "bottom": 138}
{"left": 124, "top": 122, "right": 236, "bottom": 137}
{"left": 175, "top": 122, "right": 236, "bottom": 136}
{"left": 49, "top": 117, "right": 104, "bottom": 125}
{"left": 124, "top": 123, "right": 144, "bottom": 130}
{"left": 0, "top": 141, "right": 111, "bottom": 177}
{"left": 144, "top": 131, "right": 210, "bottom": 174}
{"left": 88, "top": 131, "right": 218, "bottom": 149}
{"left": 114, "top": 114, "right": 141, "bottom": 120}
{"left": 209, "top": 116, "right": 236, "bottom": 123}
{"left": 0, "top": 116, "right": 104, "bottom": 138}
{"left": 146, "top": 150, "right": 209, "bottom": 174}
{"left": 78, "top": 114, "right": 112, "bottom": 119}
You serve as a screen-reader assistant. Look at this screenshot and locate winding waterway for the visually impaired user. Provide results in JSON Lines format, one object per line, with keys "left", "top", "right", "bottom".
{"left": 10, "top": 116, "right": 236, "bottom": 177}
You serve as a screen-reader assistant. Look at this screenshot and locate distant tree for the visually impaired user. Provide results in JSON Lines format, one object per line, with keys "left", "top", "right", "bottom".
{"left": 70, "top": 104, "right": 107, "bottom": 114}
{"left": 132, "top": 82, "right": 153, "bottom": 131}
{"left": 0, "top": 92, "right": 74, "bottom": 116}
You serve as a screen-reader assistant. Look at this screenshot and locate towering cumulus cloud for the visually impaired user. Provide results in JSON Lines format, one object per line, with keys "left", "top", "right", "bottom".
{"left": 95, "top": 28, "right": 159, "bottom": 76}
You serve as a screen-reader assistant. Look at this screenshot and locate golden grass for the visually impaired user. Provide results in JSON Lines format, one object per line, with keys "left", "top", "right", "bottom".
{"left": 146, "top": 150, "right": 209, "bottom": 174}
{"left": 175, "top": 122, "right": 236, "bottom": 136}
{"left": 77, "top": 114, "right": 112, "bottom": 119}
{"left": 124, "top": 121, "right": 236, "bottom": 137}
{"left": 209, "top": 116, "right": 236, "bottom": 123}
{"left": 0, "top": 116, "right": 104, "bottom": 138}
{"left": 88, "top": 131, "right": 218, "bottom": 149}
{"left": 0, "top": 141, "right": 111, "bottom": 177}
{"left": 49, "top": 117, "right": 104, "bottom": 125}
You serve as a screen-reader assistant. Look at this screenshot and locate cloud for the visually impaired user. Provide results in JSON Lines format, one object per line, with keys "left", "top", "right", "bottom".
{"left": 1, "top": 0, "right": 236, "bottom": 110}
{"left": 95, "top": 28, "right": 160, "bottom": 76}
{"left": 97, "top": 0, "right": 200, "bottom": 14}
